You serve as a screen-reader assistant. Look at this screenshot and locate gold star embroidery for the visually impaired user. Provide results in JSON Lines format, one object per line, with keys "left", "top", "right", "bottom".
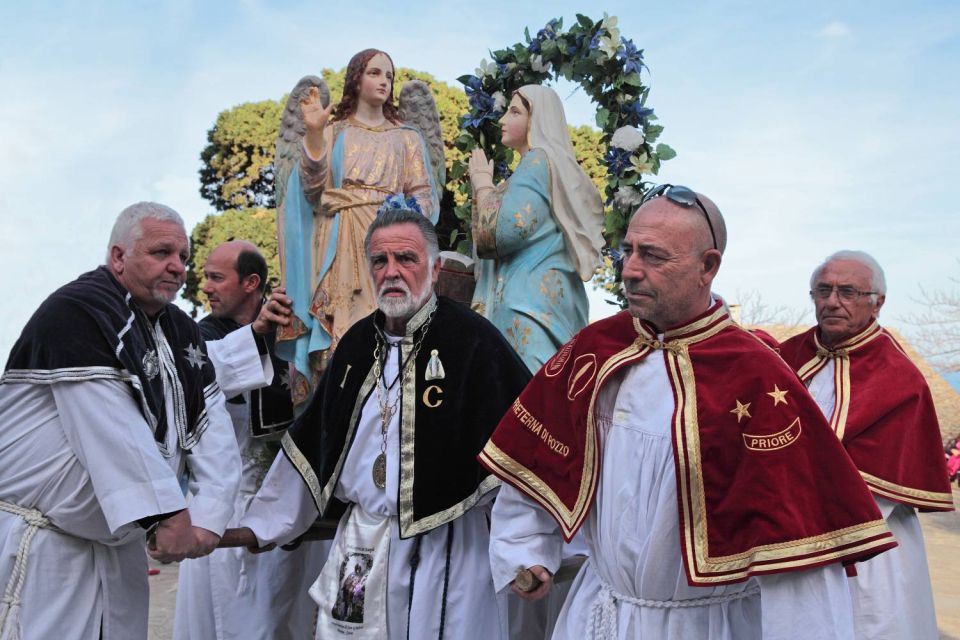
{"left": 730, "top": 400, "right": 752, "bottom": 423}
{"left": 767, "top": 385, "right": 789, "bottom": 406}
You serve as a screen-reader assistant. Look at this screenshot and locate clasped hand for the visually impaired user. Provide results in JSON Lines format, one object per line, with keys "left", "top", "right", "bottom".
{"left": 468, "top": 148, "right": 495, "bottom": 191}
{"left": 147, "top": 510, "right": 221, "bottom": 563}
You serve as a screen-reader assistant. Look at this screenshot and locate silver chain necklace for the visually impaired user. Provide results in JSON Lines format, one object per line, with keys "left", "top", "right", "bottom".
{"left": 370, "top": 308, "right": 434, "bottom": 488}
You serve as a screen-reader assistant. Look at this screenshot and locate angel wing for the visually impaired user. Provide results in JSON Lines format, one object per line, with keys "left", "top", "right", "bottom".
{"left": 275, "top": 76, "right": 329, "bottom": 283}
{"left": 275, "top": 75, "right": 330, "bottom": 209}
{"left": 398, "top": 80, "right": 446, "bottom": 192}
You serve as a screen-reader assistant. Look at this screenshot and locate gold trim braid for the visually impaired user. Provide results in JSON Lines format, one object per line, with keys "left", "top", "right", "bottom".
{"left": 861, "top": 471, "right": 955, "bottom": 510}
{"left": 668, "top": 324, "right": 896, "bottom": 583}
{"left": 281, "top": 431, "right": 325, "bottom": 510}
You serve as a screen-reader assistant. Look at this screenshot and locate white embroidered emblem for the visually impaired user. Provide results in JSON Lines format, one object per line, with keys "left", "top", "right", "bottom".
{"left": 183, "top": 344, "right": 206, "bottom": 369}
{"left": 142, "top": 350, "right": 160, "bottom": 379}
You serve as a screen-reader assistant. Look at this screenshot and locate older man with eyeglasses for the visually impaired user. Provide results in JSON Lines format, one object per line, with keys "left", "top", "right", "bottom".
{"left": 483, "top": 188, "right": 899, "bottom": 639}
{"left": 779, "top": 250, "right": 954, "bottom": 640}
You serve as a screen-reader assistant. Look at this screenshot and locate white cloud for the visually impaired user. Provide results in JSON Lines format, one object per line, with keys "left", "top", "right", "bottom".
{"left": 819, "top": 21, "right": 851, "bottom": 38}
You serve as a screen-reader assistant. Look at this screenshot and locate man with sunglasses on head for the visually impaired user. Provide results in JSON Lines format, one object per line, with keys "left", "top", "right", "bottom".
{"left": 779, "top": 250, "right": 954, "bottom": 640}
{"left": 482, "top": 186, "right": 898, "bottom": 639}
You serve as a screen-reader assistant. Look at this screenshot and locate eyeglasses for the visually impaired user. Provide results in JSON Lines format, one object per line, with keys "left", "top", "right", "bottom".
{"left": 640, "top": 184, "right": 718, "bottom": 251}
{"left": 809, "top": 285, "right": 877, "bottom": 302}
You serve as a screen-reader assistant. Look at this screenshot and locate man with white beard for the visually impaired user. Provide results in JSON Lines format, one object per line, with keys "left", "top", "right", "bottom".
{"left": 226, "top": 197, "right": 531, "bottom": 639}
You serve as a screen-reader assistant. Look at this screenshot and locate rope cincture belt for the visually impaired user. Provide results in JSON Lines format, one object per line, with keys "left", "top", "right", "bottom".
{"left": 588, "top": 576, "right": 760, "bottom": 639}
{"left": 0, "top": 500, "right": 57, "bottom": 638}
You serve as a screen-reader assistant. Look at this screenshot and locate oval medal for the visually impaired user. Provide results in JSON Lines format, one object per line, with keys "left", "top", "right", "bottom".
{"left": 372, "top": 453, "right": 387, "bottom": 489}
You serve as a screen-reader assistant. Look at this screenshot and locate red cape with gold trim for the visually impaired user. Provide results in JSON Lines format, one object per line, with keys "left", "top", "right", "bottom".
{"left": 480, "top": 303, "right": 896, "bottom": 586}
{"left": 779, "top": 323, "right": 954, "bottom": 512}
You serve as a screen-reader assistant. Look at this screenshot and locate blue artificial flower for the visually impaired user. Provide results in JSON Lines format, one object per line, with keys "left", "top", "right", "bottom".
{"left": 617, "top": 38, "right": 644, "bottom": 75}
{"left": 378, "top": 193, "right": 423, "bottom": 216}
{"left": 469, "top": 90, "right": 494, "bottom": 111}
{"left": 462, "top": 90, "right": 503, "bottom": 129}
{"left": 462, "top": 75, "right": 483, "bottom": 95}
{"left": 604, "top": 147, "right": 634, "bottom": 176}
{"left": 494, "top": 160, "right": 513, "bottom": 180}
{"left": 462, "top": 112, "right": 492, "bottom": 129}
{"left": 527, "top": 38, "right": 542, "bottom": 54}
{"left": 603, "top": 246, "right": 624, "bottom": 274}
{"left": 619, "top": 101, "right": 655, "bottom": 128}
{"left": 565, "top": 34, "right": 585, "bottom": 55}
{"left": 589, "top": 33, "right": 602, "bottom": 51}
{"left": 536, "top": 18, "right": 560, "bottom": 41}
{"left": 497, "top": 62, "right": 510, "bottom": 77}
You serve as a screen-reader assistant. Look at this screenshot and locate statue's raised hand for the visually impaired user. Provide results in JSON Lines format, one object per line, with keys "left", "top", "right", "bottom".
{"left": 300, "top": 86, "right": 334, "bottom": 134}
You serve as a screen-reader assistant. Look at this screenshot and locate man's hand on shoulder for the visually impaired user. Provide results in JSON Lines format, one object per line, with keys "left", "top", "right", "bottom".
{"left": 252, "top": 287, "right": 294, "bottom": 335}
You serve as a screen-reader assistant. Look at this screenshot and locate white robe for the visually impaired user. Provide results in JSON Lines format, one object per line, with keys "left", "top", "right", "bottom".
{"left": 808, "top": 361, "right": 939, "bottom": 640}
{"left": 490, "top": 350, "right": 856, "bottom": 640}
{"left": 242, "top": 334, "right": 505, "bottom": 639}
{"left": 0, "top": 371, "right": 240, "bottom": 640}
{"left": 174, "top": 326, "right": 329, "bottom": 640}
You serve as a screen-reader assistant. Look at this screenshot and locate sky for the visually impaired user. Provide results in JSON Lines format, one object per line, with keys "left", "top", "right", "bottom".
{"left": 2, "top": 0, "right": 959, "bottom": 376}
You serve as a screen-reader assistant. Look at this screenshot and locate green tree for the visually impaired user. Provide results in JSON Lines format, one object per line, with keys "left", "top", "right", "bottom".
{"left": 568, "top": 124, "right": 606, "bottom": 197}
{"left": 199, "top": 100, "right": 284, "bottom": 211}
{"left": 184, "top": 207, "right": 280, "bottom": 314}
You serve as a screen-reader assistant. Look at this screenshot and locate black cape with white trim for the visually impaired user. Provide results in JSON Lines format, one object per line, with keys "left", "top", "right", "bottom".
{"left": 281, "top": 296, "right": 531, "bottom": 538}
{"left": 3, "top": 266, "right": 217, "bottom": 452}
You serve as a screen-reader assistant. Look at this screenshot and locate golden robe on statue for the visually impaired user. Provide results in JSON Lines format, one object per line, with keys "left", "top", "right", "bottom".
{"left": 277, "top": 118, "right": 438, "bottom": 406}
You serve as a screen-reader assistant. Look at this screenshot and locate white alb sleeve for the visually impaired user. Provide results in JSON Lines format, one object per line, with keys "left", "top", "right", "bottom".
{"left": 240, "top": 453, "right": 320, "bottom": 547}
{"left": 52, "top": 379, "right": 187, "bottom": 534}
{"left": 489, "top": 483, "right": 564, "bottom": 592}
{"left": 204, "top": 325, "right": 273, "bottom": 398}
{"left": 184, "top": 384, "right": 241, "bottom": 535}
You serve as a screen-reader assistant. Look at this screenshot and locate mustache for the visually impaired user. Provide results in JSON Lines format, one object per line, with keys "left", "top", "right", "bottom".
{"left": 621, "top": 281, "right": 654, "bottom": 296}
{"left": 377, "top": 278, "right": 411, "bottom": 297}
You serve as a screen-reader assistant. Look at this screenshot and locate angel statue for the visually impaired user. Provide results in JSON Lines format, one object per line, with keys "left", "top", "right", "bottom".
{"left": 275, "top": 49, "right": 444, "bottom": 406}
{"left": 468, "top": 85, "right": 604, "bottom": 371}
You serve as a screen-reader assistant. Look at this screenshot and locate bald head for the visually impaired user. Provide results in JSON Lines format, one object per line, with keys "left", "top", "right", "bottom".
{"left": 202, "top": 240, "right": 267, "bottom": 324}
{"left": 619, "top": 189, "right": 724, "bottom": 330}
{"left": 630, "top": 189, "right": 727, "bottom": 256}
{"left": 213, "top": 239, "right": 260, "bottom": 256}
{"left": 694, "top": 192, "right": 726, "bottom": 255}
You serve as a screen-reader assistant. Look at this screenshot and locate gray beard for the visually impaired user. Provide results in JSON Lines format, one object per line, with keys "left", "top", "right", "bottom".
{"left": 377, "top": 281, "right": 432, "bottom": 322}
{"left": 151, "top": 285, "right": 181, "bottom": 306}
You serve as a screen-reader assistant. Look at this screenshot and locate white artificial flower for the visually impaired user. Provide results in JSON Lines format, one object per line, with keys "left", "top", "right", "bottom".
{"left": 613, "top": 186, "right": 644, "bottom": 210}
{"left": 611, "top": 126, "right": 645, "bottom": 152}
{"left": 598, "top": 34, "right": 620, "bottom": 59}
{"left": 630, "top": 152, "right": 654, "bottom": 175}
{"left": 475, "top": 58, "right": 497, "bottom": 79}
{"left": 530, "top": 54, "right": 552, "bottom": 73}
{"left": 601, "top": 13, "right": 621, "bottom": 43}
{"left": 492, "top": 91, "right": 506, "bottom": 112}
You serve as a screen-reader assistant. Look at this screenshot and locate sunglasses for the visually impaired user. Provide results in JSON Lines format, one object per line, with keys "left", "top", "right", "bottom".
{"left": 641, "top": 184, "right": 718, "bottom": 251}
